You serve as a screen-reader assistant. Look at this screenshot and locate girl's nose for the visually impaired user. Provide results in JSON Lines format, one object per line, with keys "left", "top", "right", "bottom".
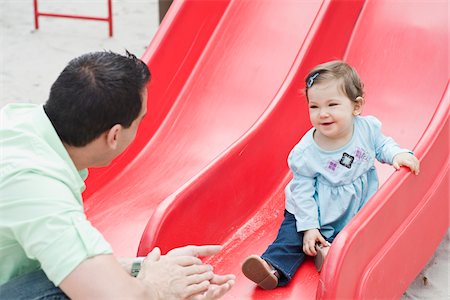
{"left": 319, "top": 109, "right": 329, "bottom": 117}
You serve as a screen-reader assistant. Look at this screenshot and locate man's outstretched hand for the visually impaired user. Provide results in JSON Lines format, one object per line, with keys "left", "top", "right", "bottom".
{"left": 140, "top": 245, "right": 235, "bottom": 300}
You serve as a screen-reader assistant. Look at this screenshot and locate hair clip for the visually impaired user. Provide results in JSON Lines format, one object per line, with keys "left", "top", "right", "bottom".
{"left": 307, "top": 72, "right": 320, "bottom": 88}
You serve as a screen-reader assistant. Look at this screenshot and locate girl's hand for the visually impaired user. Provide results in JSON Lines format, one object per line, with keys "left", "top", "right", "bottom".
{"left": 393, "top": 152, "right": 420, "bottom": 175}
{"left": 303, "top": 229, "right": 328, "bottom": 256}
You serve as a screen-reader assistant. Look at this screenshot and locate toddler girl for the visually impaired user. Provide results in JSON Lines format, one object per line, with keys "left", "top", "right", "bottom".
{"left": 241, "top": 60, "right": 420, "bottom": 290}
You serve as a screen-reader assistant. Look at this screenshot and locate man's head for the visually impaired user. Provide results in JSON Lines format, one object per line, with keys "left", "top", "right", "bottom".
{"left": 44, "top": 51, "right": 150, "bottom": 148}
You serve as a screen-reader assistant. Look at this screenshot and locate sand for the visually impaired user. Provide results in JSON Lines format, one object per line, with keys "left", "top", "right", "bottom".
{"left": 1, "top": 1, "right": 448, "bottom": 298}
{"left": 0, "top": 0, "right": 158, "bottom": 106}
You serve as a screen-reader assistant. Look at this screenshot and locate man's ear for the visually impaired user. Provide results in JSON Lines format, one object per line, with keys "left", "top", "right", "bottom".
{"left": 105, "top": 124, "right": 122, "bottom": 150}
{"left": 353, "top": 96, "right": 365, "bottom": 116}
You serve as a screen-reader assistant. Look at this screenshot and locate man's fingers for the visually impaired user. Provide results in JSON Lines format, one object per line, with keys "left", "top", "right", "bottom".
{"left": 145, "top": 247, "right": 161, "bottom": 262}
{"left": 189, "top": 245, "right": 223, "bottom": 257}
{"left": 186, "top": 271, "right": 214, "bottom": 286}
{"left": 183, "top": 264, "right": 214, "bottom": 276}
{"left": 168, "top": 255, "right": 204, "bottom": 266}
{"left": 210, "top": 274, "right": 236, "bottom": 285}
{"left": 206, "top": 282, "right": 234, "bottom": 299}
{"left": 184, "top": 280, "right": 211, "bottom": 299}
{"left": 167, "top": 245, "right": 223, "bottom": 257}
{"left": 188, "top": 281, "right": 235, "bottom": 300}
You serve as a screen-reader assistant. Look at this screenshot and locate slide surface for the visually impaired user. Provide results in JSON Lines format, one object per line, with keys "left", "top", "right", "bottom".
{"left": 83, "top": 0, "right": 449, "bottom": 298}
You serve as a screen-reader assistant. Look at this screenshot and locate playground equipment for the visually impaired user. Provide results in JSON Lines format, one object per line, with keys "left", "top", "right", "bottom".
{"left": 84, "top": 0, "right": 449, "bottom": 298}
{"left": 33, "top": 0, "right": 113, "bottom": 37}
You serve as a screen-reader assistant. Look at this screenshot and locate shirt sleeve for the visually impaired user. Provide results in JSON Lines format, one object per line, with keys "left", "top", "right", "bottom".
{"left": 286, "top": 146, "right": 319, "bottom": 232}
{"left": 367, "top": 116, "right": 410, "bottom": 164}
{"left": 3, "top": 173, "right": 113, "bottom": 286}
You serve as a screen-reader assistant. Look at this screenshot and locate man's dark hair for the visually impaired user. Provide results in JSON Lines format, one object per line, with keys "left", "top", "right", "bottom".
{"left": 44, "top": 50, "right": 151, "bottom": 147}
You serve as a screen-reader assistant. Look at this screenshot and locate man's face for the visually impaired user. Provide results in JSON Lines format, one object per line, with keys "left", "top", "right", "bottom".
{"left": 97, "top": 87, "right": 148, "bottom": 167}
{"left": 114, "top": 87, "right": 148, "bottom": 155}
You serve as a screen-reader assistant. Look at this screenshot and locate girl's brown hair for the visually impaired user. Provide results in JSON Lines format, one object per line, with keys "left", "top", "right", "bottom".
{"left": 304, "top": 60, "right": 364, "bottom": 102}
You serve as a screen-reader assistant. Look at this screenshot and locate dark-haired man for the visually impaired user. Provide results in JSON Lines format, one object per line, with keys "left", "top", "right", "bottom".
{"left": 0, "top": 51, "right": 235, "bottom": 299}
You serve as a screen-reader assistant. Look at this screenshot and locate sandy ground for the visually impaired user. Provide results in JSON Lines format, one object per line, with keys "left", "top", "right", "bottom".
{"left": 1, "top": 1, "right": 448, "bottom": 298}
{"left": 0, "top": 0, "right": 159, "bottom": 106}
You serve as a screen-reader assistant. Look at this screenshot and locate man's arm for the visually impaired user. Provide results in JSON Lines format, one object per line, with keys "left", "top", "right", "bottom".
{"left": 60, "top": 254, "right": 151, "bottom": 299}
{"left": 117, "top": 256, "right": 137, "bottom": 275}
{"left": 59, "top": 253, "right": 213, "bottom": 299}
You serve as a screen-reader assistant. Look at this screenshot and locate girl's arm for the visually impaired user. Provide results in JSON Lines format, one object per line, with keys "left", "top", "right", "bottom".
{"left": 368, "top": 116, "right": 413, "bottom": 165}
{"left": 288, "top": 173, "right": 319, "bottom": 232}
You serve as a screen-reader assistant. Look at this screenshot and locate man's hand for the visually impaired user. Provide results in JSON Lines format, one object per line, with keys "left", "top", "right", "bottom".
{"left": 167, "top": 245, "right": 223, "bottom": 258}
{"left": 393, "top": 152, "right": 420, "bottom": 175}
{"left": 139, "top": 246, "right": 235, "bottom": 300}
{"left": 303, "top": 229, "right": 328, "bottom": 256}
{"left": 167, "top": 245, "right": 236, "bottom": 299}
{"left": 188, "top": 274, "right": 235, "bottom": 300}
{"left": 138, "top": 247, "right": 214, "bottom": 300}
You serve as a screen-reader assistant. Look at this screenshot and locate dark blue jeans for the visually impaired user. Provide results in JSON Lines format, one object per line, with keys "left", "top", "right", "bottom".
{"left": 261, "top": 210, "right": 333, "bottom": 286}
{"left": 0, "top": 270, "right": 69, "bottom": 300}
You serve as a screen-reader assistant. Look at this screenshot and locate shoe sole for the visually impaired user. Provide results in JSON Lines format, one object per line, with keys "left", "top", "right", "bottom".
{"left": 314, "top": 245, "right": 326, "bottom": 272}
{"left": 242, "top": 255, "right": 278, "bottom": 290}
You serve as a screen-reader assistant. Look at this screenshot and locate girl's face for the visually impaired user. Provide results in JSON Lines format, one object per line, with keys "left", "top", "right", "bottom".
{"left": 307, "top": 79, "right": 362, "bottom": 148}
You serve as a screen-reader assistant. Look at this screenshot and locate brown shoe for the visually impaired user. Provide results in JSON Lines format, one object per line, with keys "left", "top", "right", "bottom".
{"left": 242, "top": 255, "right": 279, "bottom": 290}
{"left": 314, "top": 244, "right": 330, "bottom": 272}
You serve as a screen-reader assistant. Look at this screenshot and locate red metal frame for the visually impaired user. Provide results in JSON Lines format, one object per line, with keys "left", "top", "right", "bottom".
{"left": 33, "top": 0, "right": 113, "bottom": 37}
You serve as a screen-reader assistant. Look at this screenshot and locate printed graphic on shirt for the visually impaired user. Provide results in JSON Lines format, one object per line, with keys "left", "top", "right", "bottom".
{"left": 327, "top": 160, "right": 339, "bottom": 172}
{"left": 354, "top": 147, "right": 370, "bottom": 162}
{"left": 339, "top": 152, "right": 354, "bottom": 169}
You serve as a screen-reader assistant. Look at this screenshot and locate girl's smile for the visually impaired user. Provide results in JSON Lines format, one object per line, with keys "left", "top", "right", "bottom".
{"left": 307, "top": 79, "right": 362, "bottom": 150}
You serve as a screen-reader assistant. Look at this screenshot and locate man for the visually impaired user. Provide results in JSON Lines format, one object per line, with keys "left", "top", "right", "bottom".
{"left": 0, "top": 51, "right": 235, "bottom": 299}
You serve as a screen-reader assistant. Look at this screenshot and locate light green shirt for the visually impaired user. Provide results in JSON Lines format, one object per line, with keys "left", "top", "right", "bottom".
{"left": 0, "top": 103, "right": 112, "bottom": 286}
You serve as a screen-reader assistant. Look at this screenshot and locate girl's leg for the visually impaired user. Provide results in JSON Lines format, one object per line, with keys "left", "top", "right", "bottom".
{"left": 261, "top": 210, "right": 306, "bottom": 286}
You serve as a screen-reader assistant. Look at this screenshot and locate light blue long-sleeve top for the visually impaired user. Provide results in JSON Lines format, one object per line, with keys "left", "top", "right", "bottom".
{"left": 285, "top": 115, "right": 409, "bottom": 239}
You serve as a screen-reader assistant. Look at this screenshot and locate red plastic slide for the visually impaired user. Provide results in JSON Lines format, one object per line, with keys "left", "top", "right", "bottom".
{"left": 83, "top": 0, "right": 449, "bottom": 298}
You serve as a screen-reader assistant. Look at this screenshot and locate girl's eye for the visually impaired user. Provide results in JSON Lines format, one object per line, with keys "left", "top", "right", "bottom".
{"left": 329, "top": 103, "right": 338, "bottom": 107}
{"left": 309, "top": 105, "right": 318, "bottom": 109}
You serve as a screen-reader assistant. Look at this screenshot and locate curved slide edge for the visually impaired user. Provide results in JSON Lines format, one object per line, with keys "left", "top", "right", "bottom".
{"left": 83, "top": 0, "right": 231, "bottom": 198}
{"left": 82, "top": 0, "right": 449, "bottom": 299}
{"left": 138, "top": 0, "right": 449, "bottom": 299}
{"left": 318, "top": 1, "right": 449, "bottom": 297}
{"left": 319, "top": 85, "right": 449, "bottom": 299}
{"left": 83, "top": 0, "right": 234, "bottom": 256}
{"left": 137, "top": 0, "right": 364, "bottom": 254}
{"left": 136, "top": 0, "right": 364, "bottom": 299}
{"left": 85, "top": 0, "right": 335, "bottom": 256}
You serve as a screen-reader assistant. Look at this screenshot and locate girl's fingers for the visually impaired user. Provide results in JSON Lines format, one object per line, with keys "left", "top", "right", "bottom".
{"left": 303, "top": 241, "right": 316, "bottom": 256}
{"left": 318, "top": 235, "right": 328, "bottom": 247}
{"left": 393, "top": 161, "right": 400, "bottom": 170}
